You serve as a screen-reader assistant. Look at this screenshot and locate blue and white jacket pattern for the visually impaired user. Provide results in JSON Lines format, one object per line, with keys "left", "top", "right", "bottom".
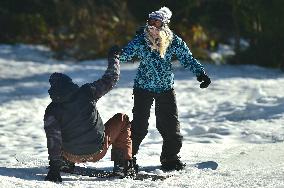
{"left": 120, "top": 28, "right": 205, "bottom": 93}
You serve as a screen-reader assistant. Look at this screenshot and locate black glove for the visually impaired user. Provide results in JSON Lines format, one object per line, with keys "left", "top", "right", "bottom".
{"left": 45, "top": 160, "right": 62, "bottom": 182}
{"left": 108, "top": 45, "right": 121, "bottom": 57}
{"left": 197, "top": 72, "right": 211, "bottom": 88}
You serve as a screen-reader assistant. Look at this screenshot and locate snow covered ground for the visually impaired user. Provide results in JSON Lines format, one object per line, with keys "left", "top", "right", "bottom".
{"left": 0, "top": 44, "right": 283, "bottom": 188}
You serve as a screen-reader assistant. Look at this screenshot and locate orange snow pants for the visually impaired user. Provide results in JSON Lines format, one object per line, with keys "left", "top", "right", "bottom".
{"left": 63, "top": 113, "right": 132, "bottom": 163}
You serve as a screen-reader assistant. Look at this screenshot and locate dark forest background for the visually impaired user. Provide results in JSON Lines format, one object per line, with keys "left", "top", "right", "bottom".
{"left": 0, "top": 0, "right": 283, "bottom": 69}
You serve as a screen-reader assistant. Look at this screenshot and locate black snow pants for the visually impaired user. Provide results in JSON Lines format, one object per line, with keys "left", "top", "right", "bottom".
{"left": 131, "top": 88, "right": 183, "bottom": 163}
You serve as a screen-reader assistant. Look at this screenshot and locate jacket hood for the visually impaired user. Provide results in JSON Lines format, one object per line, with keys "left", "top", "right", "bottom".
{"left": 48, "top": 72, "right": 79, "bottom": 103}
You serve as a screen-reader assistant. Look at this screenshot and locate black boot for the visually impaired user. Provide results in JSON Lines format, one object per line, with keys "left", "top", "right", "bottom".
{"left": 132, "top": 156, "right": 139, "bottom": 174}
{"left": 161, "top": 156, "right": 186, "bottom": 171}
{"left": 59, "top": 157, "right": 75, "bottom": 173}
{"left": 123, "top": 159, "right": 137, "bottom": 177}
{"left": 112, "top": 148, "right": 125, "bottom": 176}
{"left": 111, "top": 148, "right": 138, "bottom": 177}
{"left": 113, "top": 160, "right": 125, "bottom": 176}
{"left": 113, "top": 159, "right": 137, "bottom": 177}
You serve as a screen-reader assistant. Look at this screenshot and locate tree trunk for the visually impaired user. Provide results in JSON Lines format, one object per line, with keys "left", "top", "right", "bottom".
{"left": 232, "top": 0, "right": 241, "bottom": 63}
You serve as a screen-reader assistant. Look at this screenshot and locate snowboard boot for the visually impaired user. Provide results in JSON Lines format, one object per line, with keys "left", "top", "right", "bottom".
{"left": 60, "top": 157, "right": 75, "bottom": 173}
{"left": 161, "top": 156, "right": 186, "bottom": 171}
{"left": 132, "top": 156, "right": 139, "bottom": 174}
{"left": 112, "top": 148, "right": 124, "bottom": 176}
{"left": 113, "top": 159, "right": 137, "bottom": 177}
{"left": 113, "top": 160, "right": 125, "bottom": 177}
{"left": 123, "top": 159, "right": 137, "bottom": 177}
{"left": 111, "top": 148, "right": 137, "bottom": 177}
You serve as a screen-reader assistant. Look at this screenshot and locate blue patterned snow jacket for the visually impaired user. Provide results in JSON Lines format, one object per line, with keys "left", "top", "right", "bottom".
{"left": 120, "top": 28, "right": 205, "bottom": 93}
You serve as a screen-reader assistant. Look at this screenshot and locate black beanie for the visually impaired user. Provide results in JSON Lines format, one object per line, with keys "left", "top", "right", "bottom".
{"left": 49, "top": 72, "right": 73, "bottom": 87}
{"left": 48, "top": 72, "right": 79, "bottom": 102}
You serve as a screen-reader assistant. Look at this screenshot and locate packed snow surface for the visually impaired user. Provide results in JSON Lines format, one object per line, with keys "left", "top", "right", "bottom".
{"left": 0, "top": 44, "right": 283, "bottom": 188}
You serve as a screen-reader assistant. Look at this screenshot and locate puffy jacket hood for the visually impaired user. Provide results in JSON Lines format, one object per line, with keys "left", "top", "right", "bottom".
{"left": 48, "top": 72, "right": 79, "bottom": 103}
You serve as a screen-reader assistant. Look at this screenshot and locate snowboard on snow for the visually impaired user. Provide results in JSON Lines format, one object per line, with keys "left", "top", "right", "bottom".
{"left": 14, "top": 154, "right": 169, "bottom": 181}
{"left": 65, "top": 166, "right": 171, "bottom": 181}
{"left": 14, "top": 154, "right": 218, "bottom": 181}
{"left": 64, "top": 161, "right": 218, "bottom": 181}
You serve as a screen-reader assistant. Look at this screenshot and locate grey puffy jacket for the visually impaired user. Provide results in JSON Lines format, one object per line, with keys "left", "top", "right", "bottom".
{"left": 44, "top": 54, "right": 120, "bottom": 160}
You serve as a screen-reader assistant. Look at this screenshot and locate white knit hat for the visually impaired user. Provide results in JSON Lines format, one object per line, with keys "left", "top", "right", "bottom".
{"left": 148, "top": 7, "right": 172, "bottom": 24}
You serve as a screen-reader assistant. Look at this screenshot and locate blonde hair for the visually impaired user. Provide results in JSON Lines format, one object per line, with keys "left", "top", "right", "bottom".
{"left": 144, "top": 25, "right": 173, "bottom": 58}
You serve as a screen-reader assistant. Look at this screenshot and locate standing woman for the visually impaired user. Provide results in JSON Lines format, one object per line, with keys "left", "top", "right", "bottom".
{"left": 120, "top": 7, "right": 211, "bottom": 171}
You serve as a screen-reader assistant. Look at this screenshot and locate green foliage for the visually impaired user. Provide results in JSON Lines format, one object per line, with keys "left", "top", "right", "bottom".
{"left": 0, "top": 0, "right": 282, "bottom": 69}
{"left": 229, "top": 0, "right": 284, "bottom": 69}
{"left": 44, "top": 0, "right": 137, "bottom": 59}
{"left": 0, "top": 0, "right": 55, "bottom": 42}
